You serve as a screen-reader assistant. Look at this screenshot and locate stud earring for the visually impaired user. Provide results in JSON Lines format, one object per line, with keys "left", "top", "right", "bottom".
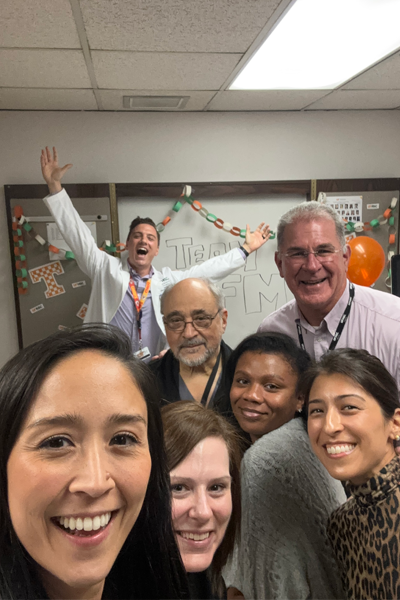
{"left": 394, "top": 435, "right": 400, "bottom": 449}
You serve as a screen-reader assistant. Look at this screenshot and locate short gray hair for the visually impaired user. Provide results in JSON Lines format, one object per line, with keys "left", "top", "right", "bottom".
{"left": 277, "top": 201, "right": 346, "bottom": 250}
{"left": 160, "top": 278, "right": 225, "bottom": 314}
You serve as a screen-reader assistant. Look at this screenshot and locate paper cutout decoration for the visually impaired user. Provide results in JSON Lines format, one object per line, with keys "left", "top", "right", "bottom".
{"left": 30, "top": 304, "right": 45, "bottom": 314}
{"left": 29, "top": 261, "right": 65, "bottom": 299}
{"left": 76, "top": 304, "right": 88, "bottom": 320}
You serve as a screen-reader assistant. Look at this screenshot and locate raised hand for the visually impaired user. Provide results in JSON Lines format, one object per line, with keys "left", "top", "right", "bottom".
{"left": 243, "top": 222, "right": 271, "bottom": 254}
{"left": 40, "top": 146, "right": 72, "bottom": 194}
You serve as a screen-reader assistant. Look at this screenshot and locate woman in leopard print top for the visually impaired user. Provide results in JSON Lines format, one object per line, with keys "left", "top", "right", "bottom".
{"left": 301, "top": 348, "right": 400, "bottom": 600}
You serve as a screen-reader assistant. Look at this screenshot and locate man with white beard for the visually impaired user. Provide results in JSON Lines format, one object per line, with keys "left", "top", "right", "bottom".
{"left": 149, "top": 278, "right": 231, "bottom": 416}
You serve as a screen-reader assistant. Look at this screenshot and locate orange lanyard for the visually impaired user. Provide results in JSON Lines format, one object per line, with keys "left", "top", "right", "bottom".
{"left": 129, "top": 278, "right": 151, "bottom": 341}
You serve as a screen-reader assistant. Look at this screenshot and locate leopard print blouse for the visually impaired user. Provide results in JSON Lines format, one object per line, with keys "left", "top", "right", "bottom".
{"left": 327, "top": 456, "right": 400, "bottom": 600}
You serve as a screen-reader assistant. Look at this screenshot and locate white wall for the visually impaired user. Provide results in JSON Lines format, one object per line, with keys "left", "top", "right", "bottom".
{"left": 1, "top": 109, "right": 400, "bottom": 366}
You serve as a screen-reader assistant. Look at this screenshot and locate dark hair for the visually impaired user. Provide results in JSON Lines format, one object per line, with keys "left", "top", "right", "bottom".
{"left": 161, "top": 401, "right": 243, "bottom": 597}
{"left": 225, "top": 332, "right": 311, "bottom": 419}
{"left": 299, "top": 348, "right": 400, "bottom": 419}
{"left": 127, "top": 216, "right": 160, "bottom": 244}
{"left": 0, "top": 324, "right": 188, "bottom": 600}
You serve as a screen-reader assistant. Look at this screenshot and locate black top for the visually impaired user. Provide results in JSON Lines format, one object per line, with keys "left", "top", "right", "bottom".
{"left": 187, "top": 571, "right": 224, "bottom": 600}
{"left": 149, "top": 340, "right": 233, "bottom": 419}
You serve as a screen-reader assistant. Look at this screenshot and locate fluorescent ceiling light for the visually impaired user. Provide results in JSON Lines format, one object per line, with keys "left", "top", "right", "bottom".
{"left": 230, "top": 0, "right": 400, "bottom": 90}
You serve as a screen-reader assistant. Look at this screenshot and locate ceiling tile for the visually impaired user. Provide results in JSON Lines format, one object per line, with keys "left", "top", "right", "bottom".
{"left": 92, "top": 51, "right": 241, "bottom": 90}
{"left": 99, "top": 89, "right": 215, "bottom": 111}
{"left": 80, "top": 0, "right": 281, "bottom": 52}
{"left": 207, "top": 90, "right": 328, "bottom": 111}
{"left": 0, "top": 49, "right": 91, "bottom": 88}
{"left": 344, "top": 52, "right": 400, "bottom": 90}
{"left": 0, "top": 0, "right": 80, "bottom": 48}
{"left": 305, "top": 90, "right": 400, "bottom": 110}
{"left": 0, "top": 88, "right": 98, "bottom": 110}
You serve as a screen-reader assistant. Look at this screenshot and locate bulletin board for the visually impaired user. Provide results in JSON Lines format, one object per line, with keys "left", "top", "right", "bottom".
{"left": 5, "top": 183, "right": 115, "bottom": 348}
{"left": 316, "top": 179, "right": 400, "bottom": 293}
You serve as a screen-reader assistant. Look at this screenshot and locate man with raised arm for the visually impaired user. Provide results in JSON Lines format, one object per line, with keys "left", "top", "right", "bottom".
{"left": 41, "top": 146, "right": 270, "bottom": 360}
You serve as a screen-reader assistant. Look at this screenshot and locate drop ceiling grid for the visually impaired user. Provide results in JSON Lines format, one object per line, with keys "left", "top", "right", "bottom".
{"left": 0, "top": 0, "right": 400, "bottom": 111}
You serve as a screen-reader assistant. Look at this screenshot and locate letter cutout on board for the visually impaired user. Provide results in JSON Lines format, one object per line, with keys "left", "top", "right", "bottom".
{"left": 29, "top": 261, "right": 65, "bottom": 299}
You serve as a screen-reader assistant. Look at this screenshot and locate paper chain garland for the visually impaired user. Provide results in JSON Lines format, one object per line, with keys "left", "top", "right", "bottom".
{"left": 14, "top": 192, "right": 396, "bottom": 293}
{"left": 155, "top": 185, "right": 276, "bottom": 240}
{"left": 12, "top": 206, "right": 125, "bottom": 293}
{"left": 319, "top": 194, "right": 398, "bottom": 288}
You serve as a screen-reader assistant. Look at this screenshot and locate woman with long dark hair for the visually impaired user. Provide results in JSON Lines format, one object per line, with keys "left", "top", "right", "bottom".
{"left": 0, "top": 324, "right": 188, "bottom": 600}
{"left": 303, "top": 348, "right": 400, "bottom": 600}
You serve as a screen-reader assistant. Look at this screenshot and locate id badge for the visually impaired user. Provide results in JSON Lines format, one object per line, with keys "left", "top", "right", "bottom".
{"left": 134, "top": 346, "right": 151, "bottom": 361}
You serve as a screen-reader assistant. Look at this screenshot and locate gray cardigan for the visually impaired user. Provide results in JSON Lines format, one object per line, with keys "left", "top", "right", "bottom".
{"left": 224, "top": 419, "right": 346, "bottom": 599}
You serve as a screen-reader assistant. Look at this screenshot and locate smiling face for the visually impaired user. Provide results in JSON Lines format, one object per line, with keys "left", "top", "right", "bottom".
{"left": 162, "top": 279, "right": 228, "bottom": 368}
{"left": 307, "top": 373, "right": 399, "bottom": 485}
{"left": 275, "top": 218, "right": 351, "bottom": 325}
{"left": 170, "top": 436, "right": 232, "bottom": 573}
{"left": 7, "top": 350, "right": 152, "bottom": 600}
{"left": 126, "top": 223, "right": 159, "bottom": 274}
{"left": 230, "top": 351, "right": 302, "bottom": 443}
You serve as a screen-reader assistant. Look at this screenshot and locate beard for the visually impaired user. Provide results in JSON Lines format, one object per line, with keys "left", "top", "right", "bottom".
{"left": 174, "top": 336, "right": 220, "bottom": 367}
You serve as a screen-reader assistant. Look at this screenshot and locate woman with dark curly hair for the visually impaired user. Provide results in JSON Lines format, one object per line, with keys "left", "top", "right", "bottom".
{"left": 224, "top": 332, "right": 345, "bottom": 600}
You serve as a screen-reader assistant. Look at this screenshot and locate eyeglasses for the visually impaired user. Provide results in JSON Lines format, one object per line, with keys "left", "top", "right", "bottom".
{"left": 283, "top": 248, "right": 341, "bottom": 264}
{"left": 164, "top": 309, "right": 222, "bottom": 332}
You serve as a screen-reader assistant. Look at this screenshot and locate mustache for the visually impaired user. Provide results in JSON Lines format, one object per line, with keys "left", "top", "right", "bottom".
{"left": 179, "top": 337, "right": 206, "bottom": 349}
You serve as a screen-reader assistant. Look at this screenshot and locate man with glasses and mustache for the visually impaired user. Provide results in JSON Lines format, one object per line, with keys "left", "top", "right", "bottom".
{"left": 258, "top": 201, "right": 400, "bottom": 388}
{"left": 149, "top": 278, "right": 232, "bottom": 415}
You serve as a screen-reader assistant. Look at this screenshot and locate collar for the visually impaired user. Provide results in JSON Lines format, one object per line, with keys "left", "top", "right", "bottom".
{"left": 296, "top": 280, "right": 350, "bottom": 336}
{"left": 346, "top": 455, "right": 400, "bottom": 507}
{"left": 128, "top": 264, "right": 154, "bottom": 280}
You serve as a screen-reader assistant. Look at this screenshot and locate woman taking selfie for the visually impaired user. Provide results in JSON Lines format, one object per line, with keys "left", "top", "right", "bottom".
{"left": 0, "top": 324, "right": 188, "bottom": 600}
{"left": 224, "top": 332, "right": 345, "bottom": 600}
{"left": 303, "top": 348, "right": 400, "bottom": 600}
{"left": 162, "top": 401, "right": 242, "bottom": 599}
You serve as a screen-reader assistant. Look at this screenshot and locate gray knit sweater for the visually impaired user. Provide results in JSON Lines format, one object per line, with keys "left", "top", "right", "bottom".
{"left": 224, "top": 418, "right": 346, "bottom": 599}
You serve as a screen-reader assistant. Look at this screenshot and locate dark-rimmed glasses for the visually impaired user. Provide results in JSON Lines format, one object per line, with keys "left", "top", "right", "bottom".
{"left": 164, "top": 309, "right": 222, "bottom": 332}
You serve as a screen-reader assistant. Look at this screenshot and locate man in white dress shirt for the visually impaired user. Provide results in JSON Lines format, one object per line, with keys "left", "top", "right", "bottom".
{"left": 41, "top": 147, "right": 270, "bottom": 359}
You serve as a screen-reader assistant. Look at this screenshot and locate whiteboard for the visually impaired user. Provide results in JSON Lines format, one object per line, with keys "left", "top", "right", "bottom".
{"left": 118, "top": 194, "right": 305, "bottom": 348}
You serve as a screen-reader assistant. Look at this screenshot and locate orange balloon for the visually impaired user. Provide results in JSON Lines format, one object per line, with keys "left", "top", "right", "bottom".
{"left": 347, "top": 236, "right": 385, "bottom": 287}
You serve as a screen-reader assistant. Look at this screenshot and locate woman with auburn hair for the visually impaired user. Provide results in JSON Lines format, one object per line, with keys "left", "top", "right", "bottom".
{"left": 303, "top": 348, "right": 400, "bottom": 600}
{"left": 224, "top": 332, "right": 345, "bottom": 600}
{"left": 162, "top": 401, "right": 243, "bottom": 599}
{"left": 0, "top": 324, "right": 188, "bottom": 600}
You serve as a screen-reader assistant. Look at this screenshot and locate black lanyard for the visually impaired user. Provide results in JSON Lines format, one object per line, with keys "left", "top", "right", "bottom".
{"left": 201, "top": 351, "right": 221, "bottom": 407}
{"left": 295, "top": 283, "right": 355, "bottom": 353}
